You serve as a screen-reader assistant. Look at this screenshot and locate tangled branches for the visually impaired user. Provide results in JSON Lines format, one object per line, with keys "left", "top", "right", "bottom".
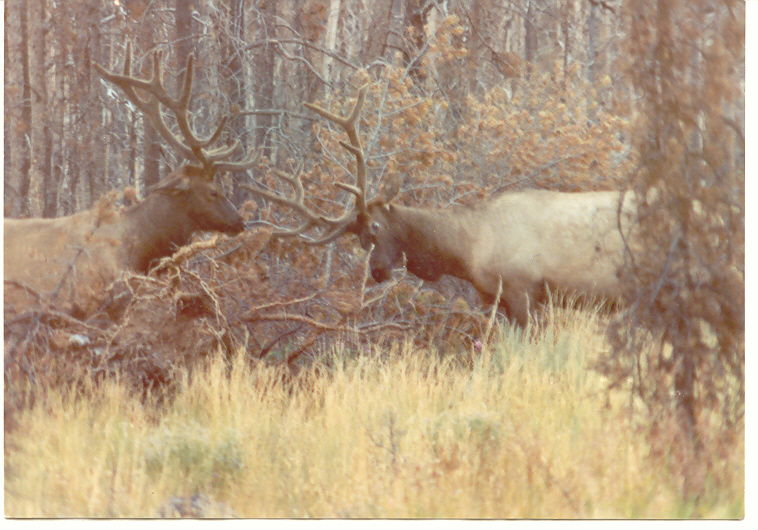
{"left": 5, "top": 227, "right": 490, "bottom": 425}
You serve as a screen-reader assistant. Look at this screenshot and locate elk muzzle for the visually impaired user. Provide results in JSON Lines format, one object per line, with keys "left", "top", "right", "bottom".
{"left": 192, "top": 193, "right": 245, "bottom": 235}
{"left": 219, "top": 210, "right": 245, "bottom": 235}
{"left": 225, "top": 209, "right": 245, "bottom": 235}
{"left": 228, "top": 218, "right": 245, "bottom": 235}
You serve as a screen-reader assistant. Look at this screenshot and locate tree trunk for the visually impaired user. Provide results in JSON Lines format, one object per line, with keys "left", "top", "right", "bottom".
{"left": 255, "top": 2, "right": 277, "bottom": 162}
{"left": 466, "top": 0, "right": 482, "bottom": 94}
{"left": 587, "top": 2, "right": 596, "bottom": 83}
{"left": 139, "top": 19, "right": 161, "bottom": 191}
{"left": 322, "top": 0, "right": 340, "bottom": 86}
{"left": 562, "top": 0, "right": 573, "bottom": 85}
{"left": 85, "top": 6, "right": 105, "bottom": 206}
{"left": 402, "top": 0, "right": 428, "bottom": 84}
{"left": 37, "top": 0, "right": 58, "bottom": 218}
{"left": 18, "top": 1, "right": 32, "bottom": 217}
{"left": 175, "top": 0, "right": 194, "bottom": 69}
{"left": 524, "top": 0, "right": 537, "bottom": 80}
{"left": 222, "top": 0, "right": 250, "bottom": 205}
{"left": 296, "top": 0, "right": 327, "bottom": 148}
{"left": 364, "top": 0, "right": 392, "bottom": 64}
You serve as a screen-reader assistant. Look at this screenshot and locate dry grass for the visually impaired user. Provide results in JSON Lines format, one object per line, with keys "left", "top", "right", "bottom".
{"left": 4, "top": 305, "right": 744, "bottom": 518}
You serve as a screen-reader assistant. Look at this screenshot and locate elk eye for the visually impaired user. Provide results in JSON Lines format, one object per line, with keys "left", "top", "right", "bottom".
{"left": 370, "top": 221, "right": 382, "bottom": 234}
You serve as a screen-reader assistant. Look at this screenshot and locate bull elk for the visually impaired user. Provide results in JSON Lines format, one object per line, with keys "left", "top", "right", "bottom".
{"left": 245, "top": 86, "right": 636, "bottom": 327}
{"left": 4, "top": 43, "right": 256, "bottom": 312}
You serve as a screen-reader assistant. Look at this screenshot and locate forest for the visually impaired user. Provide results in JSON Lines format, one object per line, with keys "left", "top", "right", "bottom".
{"left": 3, "top": 0, "right": 745, "bottom": 519}
{"left": 5, "top": 0, "right": 641, "bottom": 217}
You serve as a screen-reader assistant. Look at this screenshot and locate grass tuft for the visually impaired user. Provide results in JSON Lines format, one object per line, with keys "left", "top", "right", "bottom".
{"left": 4, "top": 304, "right": 743, "bottom": 518}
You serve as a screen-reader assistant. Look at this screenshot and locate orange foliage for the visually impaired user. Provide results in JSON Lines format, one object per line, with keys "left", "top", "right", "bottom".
{"left": 290, "top": 16, "right": 634, "bottom": 220}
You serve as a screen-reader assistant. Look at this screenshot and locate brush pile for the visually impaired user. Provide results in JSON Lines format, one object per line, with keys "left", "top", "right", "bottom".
{"left": 5, "top": 227, "right": 488, "bottom": 424}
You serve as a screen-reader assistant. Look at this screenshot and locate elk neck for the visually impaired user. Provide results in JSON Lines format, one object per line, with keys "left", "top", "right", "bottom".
{"left": 119, "top": 192, "right": 199, "bottom": 272}
{"left": 388, "top": 204, "right": 478, "bottom": 283}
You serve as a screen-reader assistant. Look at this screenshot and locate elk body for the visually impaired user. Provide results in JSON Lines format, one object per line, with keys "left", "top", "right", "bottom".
{"left": 4, "top": 169, "right": 244, "bottom": 306}
{"left": 3, "top": 44, "right": 255, "bottom": 312}
{"left": 249, "top": 86, "right": 635, "bottom": 327}
{"left": 355, "top": 187, "right": 636, "bottom": 327}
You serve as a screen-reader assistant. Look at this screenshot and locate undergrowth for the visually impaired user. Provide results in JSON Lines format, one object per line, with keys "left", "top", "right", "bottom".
{"left": 4, "top": 306, "right": 744, "bottom": 518}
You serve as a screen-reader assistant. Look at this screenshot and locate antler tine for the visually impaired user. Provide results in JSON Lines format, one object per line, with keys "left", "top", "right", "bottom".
{"left": 301, "top": 207, "right": 362, "bottom": 245}
{"left": 95, "top": 41, "right": 248, "bottom": 175}
{"left": 177, "top": 52, "right": 195, "bottom": 108}
{"left": 303, "top": 85, "right": 369, "bottom": 212}
{"left": 212, "top": 144, "right": 262, "bottom": 173}
{"left": 265, "top": 162, "right": 364, "bottom": 232}
{"left": 146, "top": 50, "right": 228, "bottom": 154}
{"left": 241, "top": 162, "right": 321, "bottom": 224}
{"left": 148, "top": 50, "right": 225, "bottom": 160}
{"left": 95, "top": 43, "right": 196, "bottom": 162}
{"left": 123, "top": 40, "right": 133, "bottom": 76}
{"left": 161, "top": 52, "right": 227, "bottom": 158}
{"left": 334, "top": 141, "right": 366, "bottom": 199}
{"left": 238, "top": 86, "right": 369, "bottom": 244}
{"left": 301, "top": 220, "right": 357, "bottom": 246}
{"left": 241, "top": 159, "right": 362, "bottom": 243}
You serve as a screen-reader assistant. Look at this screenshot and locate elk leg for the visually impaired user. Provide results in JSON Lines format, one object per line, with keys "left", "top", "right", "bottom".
{"left": 501, "top": 292, "right": 530, "bottom": 328}
{"left": 502, "top": 280, "right": 546, "bottom": 328}
{"left": 478, "top": 282, "right": 532, "bottom": 328}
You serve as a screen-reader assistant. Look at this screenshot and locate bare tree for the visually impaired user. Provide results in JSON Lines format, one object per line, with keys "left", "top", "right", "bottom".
{"left": 604, "top": 0, "right": 744, "bottom": 499}
{"left": 402, "top": 0, "right": 433, "bottom": 84}
{"left": 175, "top": 0, "right": 196, "bottom": 67}
{"left": 254, "top": 2, "right": 277, "bottom": 162}
{"left": 17, "top": 1, "right": 33, "bottom": 217}
{"left": 138, "top": 10, "right": 163, "bottom": 191}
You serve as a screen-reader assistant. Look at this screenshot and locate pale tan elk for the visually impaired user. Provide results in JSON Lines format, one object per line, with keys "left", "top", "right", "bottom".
{"left": 3, "top": 43, "right": 256, "bottom": 313}
{"left": 244, "top": 86, "right": 636, "bottom": 327}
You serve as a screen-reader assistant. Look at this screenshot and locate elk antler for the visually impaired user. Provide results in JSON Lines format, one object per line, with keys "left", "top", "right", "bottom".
{"left": 303, "top": 85, "right": 368, "bottom": 214}
{"left": 94, "top": 41, "right": 258, "bottom": 177}
{"left": 241, "top": 85, "right": 370, "bottom": 245}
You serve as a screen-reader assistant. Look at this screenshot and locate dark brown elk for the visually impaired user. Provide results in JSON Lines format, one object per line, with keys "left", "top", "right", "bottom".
{"left": 245, "top": 86, "right": 636, "bottom": 327}
{"left": 3, "top": 43, "right": 256, "bottom": 312}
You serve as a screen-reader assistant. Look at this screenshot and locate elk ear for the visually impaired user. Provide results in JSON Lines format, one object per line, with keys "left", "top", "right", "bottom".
{"left": 376, "top": 173, "right": 401, "bottom": 204}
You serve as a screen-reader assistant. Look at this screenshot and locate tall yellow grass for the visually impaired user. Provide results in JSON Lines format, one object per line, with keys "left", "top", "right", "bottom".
{"left": 4, "top": 305, "right": 744, "bottom": 518}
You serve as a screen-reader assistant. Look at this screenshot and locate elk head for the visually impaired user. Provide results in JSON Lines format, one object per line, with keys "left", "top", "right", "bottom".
{"left": 348, "top": 176, "right": 404, "bottom": 282}
{"left": 238, "top": 86, "right": 407, "bottom": 281}
{"left": 147, "top": 166, "right": 245, "bottom": 235}
{"left": 93, "top": 42, "right": 257, "bottom": 236}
